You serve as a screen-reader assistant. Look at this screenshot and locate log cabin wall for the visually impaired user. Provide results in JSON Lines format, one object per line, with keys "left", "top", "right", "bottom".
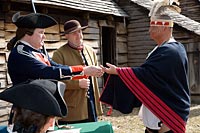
{"left": 0, "top": 0, "right": 128, "bottom": 125}
{"left": 180, "top": 0, "right": 200, "bottom": 22}
{"left": 121, "top": 3, "right": 155, "bottom": 67}
{"left": 178, "top": 0, "right": 200, "bottom": 103}
{"left": 119, "top": 1, "right": 200, "bottom": 103}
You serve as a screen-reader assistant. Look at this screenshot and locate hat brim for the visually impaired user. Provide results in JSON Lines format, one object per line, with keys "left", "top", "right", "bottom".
{"left": 12, "top": 12, "right": 57, "bottom": 28}
{"left": 61, "top": 25, "right": 88, "bottom": 36}
{"left": 0, "top": 79, "right": 67, "bottom": 117}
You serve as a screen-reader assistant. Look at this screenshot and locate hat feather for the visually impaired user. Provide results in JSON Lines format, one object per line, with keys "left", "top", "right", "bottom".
{"left": 12, "top": 12, "right": 20, "bottom": 23}
{"left": 149, "top": 0, "right": 181, "bottom": 17}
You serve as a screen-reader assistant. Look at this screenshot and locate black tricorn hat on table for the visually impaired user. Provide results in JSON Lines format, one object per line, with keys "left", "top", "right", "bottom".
{"left": 0, "top": 79, "right": 67, "bottom": 117}
{"left": 12, "top": 12, "right": 58, "bottom": 28}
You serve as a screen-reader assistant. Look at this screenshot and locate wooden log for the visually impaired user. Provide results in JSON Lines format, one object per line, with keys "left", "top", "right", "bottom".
{"left": 0, "top": 102, "right": 11, "bottom": 124}
{"left": 60, "top": 35, "right": 67, "bottom": 40}
{"left": 98, "top": 20, "right": 107, "bottom": 27}
{"left": 128, "top": 62, "right": 143, "bottom": 67}
{"left": 0, "top": 121, "right": 8, "bottom": 126}
{"left": 128, "top": 41, "right": 155, "bottom": 46}
{"left": 118, "top": 54, "right": 128, "bottom": 64}
{"left": 98, "top": 20, "right": 115, "bottom": 27}
{"left": 129, "top": 17, "right": 149, "bottom": 23}
{"left": 0, "top": 38, "right": 7, "bottom": 49}
{"left": 0, "top": 31, "right": 5, "bottom": 38}
{"left": 5, "top": 23, "right": 16, "bottom": 32}
{"left": 0, "top": 64, "right": 6, "bottom": 71}
{"left": 128, "top": 49, "right": 151, "bottom": 54}
{"left": 0, "top": 79, "right": 7, "bottom": 89}
{"left": 45, "top": 41, "right": 65, "bottom": 50}
{"left": 0, "top": 72, "right": 6, "bottom": 79}
{"left": 60, "top": 24, "right": 64, "bottom": 33}
{"left": 128, "top": 15, "right": 149, "bottom": 21}
{"left": 83, "top": 34, "right": 99, "bottom": 40}
{"left": 0, "top": 53, "right": 6, "bottom": 64}
{"left": 117, "top": 36, "right": 127, "bottom": 42}
{"left": 83, "top": 40, "right": 100, "bottom": 48}
{"left": 128, "top": 36, "right": 151, "bottom": 42}
{"left": 128, "top": 54, "right": 147, "bottom": 59}
{"left": 128, "top": 31, "right": 149, "bottom": 37}
{"left": 128, "top": 45, "right": 155, "bottom": 51}
{"left": 45, "top": 25, "right": 60, "bottom": 34}
{"left": 117, "top": 42, "right": 127, "bottom": 54}
{"left": 118, "top": 63, "right": 128, "bottom": 67}
{"left": 83, "top": 27, "right": 99, "bottom": 34}
{"left": 88, "top": 20, "right": 98, "bottom": 28}
{"left": 184, "top": 43, "right": 197, "bottom": 53}
{"left": 5, "top": 31, "right": 15, "bottom": 41}
{"left": 45, "top": 34, "right": 60, "bottom": 42}
{"left": 128, "top": 22, "right": 149, "bottom": 29}
{"left": 116, "top": 22, "right": 127, "bottom": 34}
{"left": 0, "top": 21, "right": 4, "bottom": 30}
{"left": 0, "top": 109, "right": 10, "bottom": 117}
{"left": 128, "top": 27, "right": 149, "bottom": 32}
{"left": 128, "top": 58, "right": 145, "bottom": 63}
{"left": 177, "top": 39, "right": 198, "bottom": 44}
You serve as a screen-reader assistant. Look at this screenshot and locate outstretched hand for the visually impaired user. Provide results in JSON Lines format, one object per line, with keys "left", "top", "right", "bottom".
{"left": 100, "top": 63, "right": 118, "bottom": 75}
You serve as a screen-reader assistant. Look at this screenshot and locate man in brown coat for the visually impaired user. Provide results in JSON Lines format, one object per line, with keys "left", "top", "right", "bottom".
{"left": 52, "top": 20, "right": 103, "bottom": 124}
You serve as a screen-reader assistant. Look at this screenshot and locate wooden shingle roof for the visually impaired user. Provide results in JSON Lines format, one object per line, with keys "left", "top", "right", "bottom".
{"left": 17, "top": 0, "right": 128, "bottom": 17}
{"left": 131, "top": 0, "right": 200, "bottom": 35}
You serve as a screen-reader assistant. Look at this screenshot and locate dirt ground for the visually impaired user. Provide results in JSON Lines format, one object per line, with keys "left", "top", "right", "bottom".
{"left": 99, "top": 104, "right": 200, "bottom": 133}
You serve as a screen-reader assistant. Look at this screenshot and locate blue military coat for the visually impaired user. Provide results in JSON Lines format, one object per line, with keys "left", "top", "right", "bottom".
{"left": 8, "top": 41, "right": 83, "bottom": 85}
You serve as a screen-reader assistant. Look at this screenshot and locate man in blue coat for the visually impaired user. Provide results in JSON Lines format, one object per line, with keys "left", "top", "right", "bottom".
{"left": 6, "top": 12, "right": 103, "bottom": 125}
{"left": 100, "top": 0, "right": 190, "bottom": 133}
{"left": 7, "top": 12, "right": 103, "bottom": 85}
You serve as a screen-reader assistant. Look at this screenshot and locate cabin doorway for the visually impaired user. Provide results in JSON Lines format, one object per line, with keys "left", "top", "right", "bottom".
{"left": 101, "top": 27, "right": 116, "bottom": 83}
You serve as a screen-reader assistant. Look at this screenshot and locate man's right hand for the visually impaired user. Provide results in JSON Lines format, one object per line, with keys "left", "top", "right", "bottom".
{"left": 100, "top": 63, "right": 118, "bottom": 75}
{"left": 83, "top": 66, "right": 104, "bottom": 77}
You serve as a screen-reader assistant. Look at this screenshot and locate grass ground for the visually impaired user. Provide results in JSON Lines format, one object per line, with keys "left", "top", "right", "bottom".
{"left": 99, "top": 104, "right": 200, "bottom": 133}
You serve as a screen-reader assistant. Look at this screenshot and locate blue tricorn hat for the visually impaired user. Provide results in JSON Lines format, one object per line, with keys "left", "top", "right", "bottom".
{"left": 0, "top": 79, "right": 67, "bottom": 117}
{"left": 12, "top": 12, "right": 57, "bottom": 28}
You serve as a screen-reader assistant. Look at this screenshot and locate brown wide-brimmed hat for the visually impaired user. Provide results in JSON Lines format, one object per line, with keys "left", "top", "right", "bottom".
{"left": 63, "top": 20, "right": 88, "bottom": 34}
{"left": 0, "top": 79, "right": 67, "bottom": 117}
{"left": 12, "top": 12, "right": 57, "bottom": 28}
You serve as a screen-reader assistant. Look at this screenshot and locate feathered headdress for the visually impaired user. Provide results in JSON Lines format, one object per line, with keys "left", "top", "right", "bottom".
{"left": 149, "top": 0, "right": 181, "bottom": 27}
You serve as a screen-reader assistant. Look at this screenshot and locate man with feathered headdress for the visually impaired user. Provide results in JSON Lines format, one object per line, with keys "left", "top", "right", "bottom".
{"left": 100, "top": 0, "right": 190, "bottom": 133}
